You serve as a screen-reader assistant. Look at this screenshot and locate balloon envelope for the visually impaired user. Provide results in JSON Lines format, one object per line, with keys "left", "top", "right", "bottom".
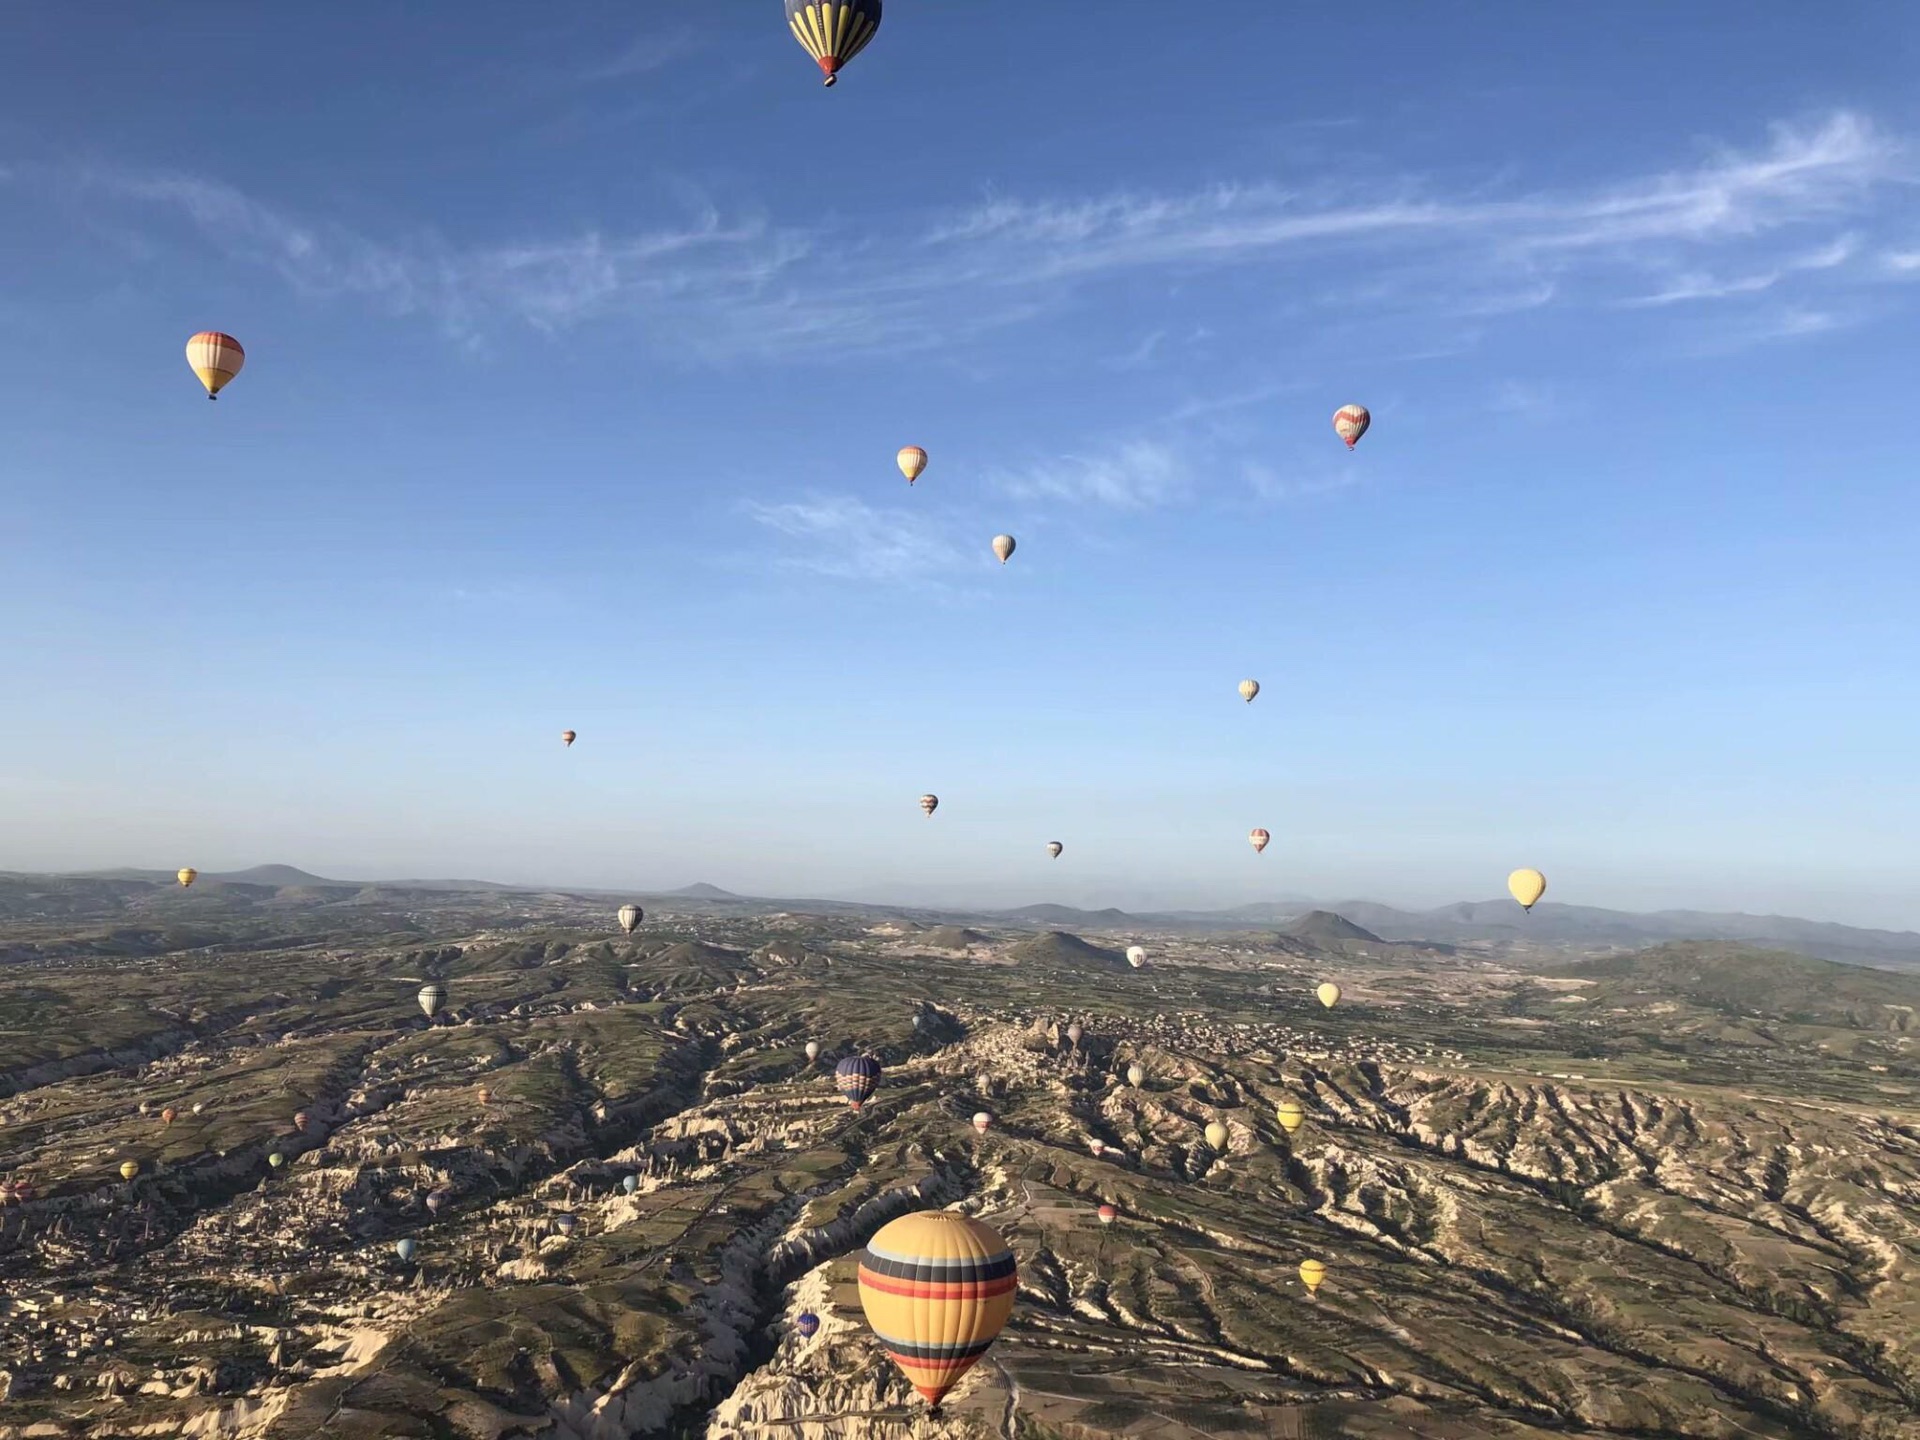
{"left": 561, "top": 730, "right": 576, "bottom": 747}
{"left": 1316, "top": 982, "right": 1341, "bottom": 1009}
{"left": 120, "top": 1161, "right": 140, "bottom": 1181}
{"left": 1126, "top": 945, "right": 1147, "bottom": 968}
{"left": 177, "top": 868, "right": 198, "bottom": 888}
{"left": 618, "top": 904, "right": 642, "bottom": 934}
{"left": 417, "top": 984, "right": 446, "bottom": 1019}
{"left": 835, "top": 1055, "right": 881, "bottom": 1110}
{"left": 1249, "top": 829, "right": 1270, "bottom": 854}
{"left": 796, "top": 1311, "right": 821, "bottom": 1337}
{"left": 1066, "top": 1022, "right": 1083, "bottom": 1045}
{"left": 185, "top": 331, "right": 244, "bottom": 398}
{"left": 1205, "top": 1122, "right": 1229, "bottom": 1152}
{"left": 972, "top": 1111, "right": 992, "bottom": 1133}
{"left": 395, "top": 1238, "right": 417, "bottom": 1262}
{"left": 1126, "top": 1064, "right": 1145, "bottom": 1087}
{"left": 293, "top": 1110, "right": 310, "bottom": 1133}
{"left": 919, "top": 793, "right": 938, "bottom": 817}
{"left": 268, "top": 1153, "right": 285, "bottom": 1169}
{"left": 1097, "top": 1204, "right": 1118, "bottom": 1226}
{"left": 1332, "top": 404, "right": 1371, "bottom": 449}
{"left": 991, "top": 534, "right": 1016, "bottom": 564}
{"left": 1508, "top": 868, "right": 1548, "bottom": 911}
{"left": 858, "top": 1211, "right": 1015, "bottom": 1408}
{"left": 1277, "top": 1099, "right": 1306, "bottom": 1134}
{"left": 554, "top": 1213, "right": 577, "bottom": 1237}
{"left": 623, "top": 1174, "right": 639, "bottom": 1195}
{"left": 1300, "top": 1259, "right": 1327, "bottom": 1293}
{"left": 1045, "top": 841, "right": 1063, "bottom": 858}
{"left": 161, "top": 1107, "right": 177, "bottom": 1126}
{"left": 1239, "top": 679, "right": 1260, "bottom": 703}
{"left": 897, "top": 446, "right": 927, "bottom": 483}
{"left": 785, "top": 0, "right": 882, "bottom": 86}
{"left": 805, "top": 1041, "right": 821, "bottom": 1062}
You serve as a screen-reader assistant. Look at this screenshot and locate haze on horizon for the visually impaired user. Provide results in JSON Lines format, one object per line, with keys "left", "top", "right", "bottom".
{"left": 2, "top": 5, "right": 1918, "bottom": 930}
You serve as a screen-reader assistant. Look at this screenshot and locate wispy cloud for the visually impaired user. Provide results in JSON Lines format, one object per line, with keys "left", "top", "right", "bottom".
{"left": 1242, "top": 460, "right": 1366, "bottom": 504}
{"left": 576, "top": 25, "right": 703, "bottom": 83}
{"left": 989, "top": 440, "right": 1191, "bottom": 510}
{"left": 738, "top": 495, "right": 970, "bottom": 583}
{"left": 18, "top": 110, "right": 1916, "bottom": 358}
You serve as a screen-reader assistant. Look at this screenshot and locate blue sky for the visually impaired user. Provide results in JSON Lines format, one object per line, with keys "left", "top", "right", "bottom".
{"left": 3, "top": 4, "right": 1919, "bottom": 926}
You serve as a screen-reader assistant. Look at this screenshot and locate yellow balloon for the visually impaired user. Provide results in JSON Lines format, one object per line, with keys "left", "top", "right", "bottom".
{"left": 1204, "top": 1121, "right": 1229, "bottom": 1152}
{"left": 1276, "top": 1099, "right": 1305, "bottom": 1134}
{"left": 176, "top": 868, "right": 198, "bottom": 888}
{"left": 858, "top": 1211, "right": 1015, "bottom": 1409}
{"left": 1508, "top": 868, "right": 1547, "bottom": 911}
{"left": 1316, "top": 982, "right": 1340, "bottom": 1009}
{"left": 119, "top": 1161, "right": 140, "bottom": 1181}
{"left": 897, "top": 446, "right": 928, "bottom": 483}
{"left": 1299, "top": 1258, "right": 1326, "bottom": 1293}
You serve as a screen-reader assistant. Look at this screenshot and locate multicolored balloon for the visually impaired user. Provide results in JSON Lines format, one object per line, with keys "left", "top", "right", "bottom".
{"left": 553, "top": 1212, "right": 577, "bottom": 1238}
{"left": 919, "top": 793, "right": 938, "bottom": 817}
{"left": 796, "top": 1311, "right": 821, "bottom": 1338}
{"left": 1332, "top": 404, "right": 1370, "bottom": 449}
{"left": 972, "top": 1111, "right": 992, "bottom": 1134}
{"left": 785, "top": 0, "right": 883, "bottom": 87}
{"left": 1249, "top": 829, "right": 1270, "bottom": 854}
{"left": 1097, "top": 1204, "right": 1118, "bottom": 1226}
{"left": 561, "top": 730, "right": 577, "bottom": 748}
{"left": 835, "top": 1054, "right": 881, "bottom": 1111}
{"left": 858, "top": 1211, "right": 1016, "bottom": 1410}
{"left": 185, "top": 332, "right": 244, "bottom": 400}
{"left": 897, "top": 446, "right": 927, "bottom": 484}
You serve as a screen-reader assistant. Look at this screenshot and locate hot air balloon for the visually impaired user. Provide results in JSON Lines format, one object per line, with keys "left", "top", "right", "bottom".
{"left": 623, "top": 1174, "right": 639, "bottom": 1195}
{"left": 561, "top": 730, "right": 576, "bottom": 748}
{"left": 796, "top": 1311, "right": 821, "bottom": 1338}
{"left": 897, "top": 446, "right": 927, "bottom": 484}
{"left": 177, "top": 868, "right": 198, "bottom": 888}
{"left": 1097, "top": 1204, "right": 1118, "bottom": 1226}
{"left": 1066, "top": 1022, "right": 1083, "bottom": 1047}
{"left": 1276, "top": 1099, "right": 1306, "bottom": 1134}
{"left": 395, "top": 1238, "right": 417, "bottom": 1263}
{"left": 191, "top": 1102, "right": 204, "bottom": 1115}
{"left": 858, "top": 1210, "right": 1015, "bottom": 1411}
{"left": 919, "top": 793, "right": 939, "bottom": 817}
{"left": 1316, "top": 982, "right": 1341, "bottom": 1010}
{"left": 1239, "top": 679, "right": 1260, "bottom": 703}
{"left": 972, "top": 1111, "right": 992, "bottom": 1134}
{"left": 476, "top": 1087, "right": 494, "bottom": 1106}
{"left": 267, "top": 1152, "right": 286, "bottom": 1170}
{"left": 618, "top": 904, "right": 643, "bottom": 934}
{"left": 1205, "top": 1121, "right": 1229, "bottom": 1152}
{"left": 1126, "top": 1063, "right": 1146, "bottom": 1087}
{"left": 553, "top": 1212, "right": 577, "bottom": 1238}
{"left": 1126, "top": 945, "right": 1147, "bottom": 968}
{"left": 417, "top": 983, "right": 446, "bottom": 1019}
{"left": 1299, "top": 1258, "right": 1327, "bottom": 1294}
{"left": 1332, "top": 404, "right": 1370, "bottom": 449}
{"left": 991, "top": 534, "right": 1016, "bottom": 564}
{"left": 786, "top": 0, "right": 882, "bottom": 87}
{"left": 1508, "top": 868, "right": 1547, "bottom": 912}
{"left": 185, "top": 331, "right": 244, "bottom": 400}
{"left": 426, "top": 1189, "right": 448, "bottom": 1216}
{"left": 138, "top": 1100, "right": 152, "bottom": 1115}
{"left": 161, "top": 1106, "right": 177, "bottom": 1128}
{"left": 1087, "top": 1137, "right": 1107, "bottom": 1157}
{"left": 1046, "top": 841, "right": 1063, "bottom": 859}
{"left": 835, "top": 1055, "right": 881, "bottom": 1111}
{"left": 804, "top": 1040, "right": 821, "bottom": 1063}
{"left": 1249, "top": 829, "right": 1270, "bottom": 854}
{"left": 293, "top": 1110, "right": 313, "bottom": 1135}
{"left": 120, "top": 1160, "right": 141, "bottom": 1181}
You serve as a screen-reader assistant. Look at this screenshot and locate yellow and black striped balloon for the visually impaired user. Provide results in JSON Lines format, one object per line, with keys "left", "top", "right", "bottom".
{"left": 857, "top": 1210, "right": 1016, "bottom": 1409}
{"left": 785, "top": 0, "right": 882, "bottom": 87}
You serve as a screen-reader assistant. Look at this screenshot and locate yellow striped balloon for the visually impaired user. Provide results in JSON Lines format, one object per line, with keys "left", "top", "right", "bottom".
{"left": 1300, "top": 1258, "right": 1326, "bottom": 1293}
{"left": 857, "top": 1210, "right": 1016, "bottom": 1410}
{"left": 185, "top": 332, "right": 245, "bottom": 399}
{"left": 176, "top": 868, "right": 198, "bottom": 888}
{"left": 897, "top": 446, "right": 927, "bottom": 484}
{"left": 785, "top": 0, "right": 882, "bottom": 87}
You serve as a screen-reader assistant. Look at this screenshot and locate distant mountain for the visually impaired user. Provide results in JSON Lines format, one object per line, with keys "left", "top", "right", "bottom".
{"left": 999, "top": 904, "right": 1135, "bottom": 927}
{"left": 1004, "top": 931, "right": 1127, "bottom": 968}
{"left": 210, "top": 864, "right": 342, "bottom": 887}
{"left": 1280, "top": 910, "right": 1383, "bottom": 945}
{"left": 670, "top": 883, "right": 743, "bottom": 900}
{"left": 921, "top": 926, "right": 987, "bottom": 952}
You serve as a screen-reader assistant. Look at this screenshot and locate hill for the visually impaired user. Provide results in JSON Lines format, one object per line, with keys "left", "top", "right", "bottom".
{"left": 1000, "top": 903, "right": 1134, "bottom": 927}
{"left": 671, "top": 882, "right": 743, "bottom": 900}
{"left": 920, "top": 926, "right": 987, "bottom": 952}
{"left": 1279, "top": 910, "right": 1383, "bottom": 945}
{"left": 1561, "top": 941, "right": 1920, "bottom": 1031}
{"left": 1002, "top": 930, "right": 1127, "bottom": 968}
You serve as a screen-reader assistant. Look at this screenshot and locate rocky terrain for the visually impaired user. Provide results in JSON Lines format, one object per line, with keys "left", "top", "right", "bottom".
{"left": 2, "top": 875, "right": 1919, "bottom": 1438}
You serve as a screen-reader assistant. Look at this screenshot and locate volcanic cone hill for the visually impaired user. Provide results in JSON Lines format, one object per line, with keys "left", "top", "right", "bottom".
{"left": 1280, "top": 909, "right": 1384, "bottom": 945}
